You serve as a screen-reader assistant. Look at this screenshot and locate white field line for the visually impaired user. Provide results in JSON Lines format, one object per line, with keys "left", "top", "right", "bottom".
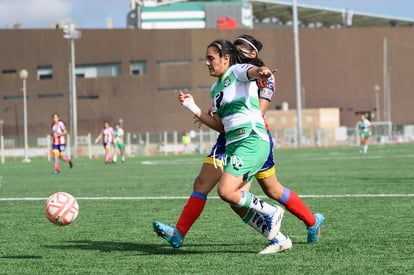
{"left": 0, "top": 194, "right": 413, "bottom": 201}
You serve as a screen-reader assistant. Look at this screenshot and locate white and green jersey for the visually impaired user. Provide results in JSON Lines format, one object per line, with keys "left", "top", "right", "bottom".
{"left": 358, "top": 119, "right": 371, "bottom": 133}
{"left": 210, "top": 64, "right": 269, "bottom": 145}
{"left": 114, "top": 128, "right": 124, "bottom": 144}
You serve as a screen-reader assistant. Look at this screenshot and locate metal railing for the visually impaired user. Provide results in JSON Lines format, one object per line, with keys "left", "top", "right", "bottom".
{"left": 1, "top": 124, "right": 413, "bottom": 162}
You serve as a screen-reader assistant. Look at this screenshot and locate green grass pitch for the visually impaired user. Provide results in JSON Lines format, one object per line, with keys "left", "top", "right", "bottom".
{"left": 0, "top": 144, "right": 413, "bottom": 274}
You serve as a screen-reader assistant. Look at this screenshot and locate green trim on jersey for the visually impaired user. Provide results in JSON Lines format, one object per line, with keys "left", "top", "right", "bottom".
{"left": 210, "top": 64, "right": 268, "bottom": 145}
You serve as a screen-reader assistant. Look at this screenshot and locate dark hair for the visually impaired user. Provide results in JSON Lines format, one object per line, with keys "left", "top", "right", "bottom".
{"left": 207, "top": 39, "right": 237, "bottom": 66}
{"left": 233, "top": 34, "right": 265, "bottom": 67}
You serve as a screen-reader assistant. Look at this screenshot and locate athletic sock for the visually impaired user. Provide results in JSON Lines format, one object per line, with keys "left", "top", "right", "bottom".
{"left": 238, "top": 191, "right": 276, "bottom": 216}
{"left": 105, "top": 154, "right": 111, "bottom": 162}
{"left": 175, "top": 191, "right": 207, "bottom": 237}
{"left": 279, "top": 187, "right": 316, "bottom": 227}
{"left": 54, "top": 160, "right": 60, "bottom": 171}
{"left": 63, "top": 156, "right": 71, "bottom": 163}
{"left": 242, "top": 208, "right": 268, "bottom": 237}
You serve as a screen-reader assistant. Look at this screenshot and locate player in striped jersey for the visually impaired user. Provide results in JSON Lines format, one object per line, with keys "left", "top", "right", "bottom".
{"left": 95, "top": 121, "right": 115, "bottom": 164}
{"left": 50, "top": 113, "right": 73, "bottom": 175}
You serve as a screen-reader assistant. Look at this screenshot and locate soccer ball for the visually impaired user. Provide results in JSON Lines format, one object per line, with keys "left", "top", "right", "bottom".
{"left": 44, "top": 192, "right": 79, "bottom": 226}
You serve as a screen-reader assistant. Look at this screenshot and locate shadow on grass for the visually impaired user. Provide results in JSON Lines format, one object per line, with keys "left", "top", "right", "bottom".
{"left": 44, "top": 240, "right": 254, "bottom": 254}
{"left": 0, "top": 255, "right": 42, "bottom": 259}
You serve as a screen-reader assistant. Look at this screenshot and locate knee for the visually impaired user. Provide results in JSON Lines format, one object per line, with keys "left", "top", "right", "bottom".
{"left": 193, "top": 175, "right": 215, "bottom": 195}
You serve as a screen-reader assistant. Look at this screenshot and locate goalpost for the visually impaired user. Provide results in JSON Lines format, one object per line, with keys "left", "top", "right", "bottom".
{"left": 356, "top": 121, "right": 393, "bottom": 144}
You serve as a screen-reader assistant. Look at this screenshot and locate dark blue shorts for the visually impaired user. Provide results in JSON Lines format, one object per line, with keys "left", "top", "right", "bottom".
{"left": 52, "top": 144, "right": 66, "bottom": 152}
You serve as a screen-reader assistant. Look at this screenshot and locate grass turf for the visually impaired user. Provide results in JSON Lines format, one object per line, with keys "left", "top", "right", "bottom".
{"left": 0, "top": 144, "right": 413, "bottom": 274}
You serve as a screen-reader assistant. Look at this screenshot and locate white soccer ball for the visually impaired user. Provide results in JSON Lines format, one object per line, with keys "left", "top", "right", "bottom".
{"left": 44, "top": 192, "right": 79, "bottom": 226}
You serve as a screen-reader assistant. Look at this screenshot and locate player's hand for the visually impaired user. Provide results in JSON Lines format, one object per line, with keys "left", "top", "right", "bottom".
{"left": 258, "top": 67, "right": 276, "bottom": 86}
{"left": 179, "top": 91, "right": 201, "bottom": 117}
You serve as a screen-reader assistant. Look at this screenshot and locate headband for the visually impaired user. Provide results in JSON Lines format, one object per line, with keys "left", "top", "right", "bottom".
{"left": 236, "top": 37, "right": 259, "bottom": 54}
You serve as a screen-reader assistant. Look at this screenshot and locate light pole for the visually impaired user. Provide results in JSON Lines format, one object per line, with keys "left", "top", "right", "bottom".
{"left": 374, "top": 85, "right": 380, "bottom": 121}
{"left": 19, "top": 69, "right": 31, "bottom": 163}
{"left": 292, "top": 0, "right": 303, "bottom": 147}
{"left": 63, "top": 24, "right": 81, "bottom": 157}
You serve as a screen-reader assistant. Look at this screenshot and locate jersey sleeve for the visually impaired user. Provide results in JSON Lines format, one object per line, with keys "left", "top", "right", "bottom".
{"left": 58, "top": 121, "right": 66, "bottom": 131}
{"left": 232, "top": 63, "right": 254, "bottom": 82}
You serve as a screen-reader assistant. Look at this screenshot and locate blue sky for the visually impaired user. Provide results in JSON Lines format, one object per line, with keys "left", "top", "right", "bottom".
{"left": 1, "top": 0, "right": 413, "bottom": 29}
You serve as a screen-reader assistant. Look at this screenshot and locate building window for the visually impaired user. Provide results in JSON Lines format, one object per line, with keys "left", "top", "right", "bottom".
{"left": 37, "top": 66, "right": 53, "bottom": 80}
{"left": 78, "top": 95, "right": 99, "bottom": 100}
{"left": 130, "top": 61, "right": 147, "bottom": 75}
{"left": 38, "top": 93, "right": 64, "bottom": 98}
{"left": 75, "top": 63, "right": 121, "bottom": 78}
{"left": 2, "top": 69, "right": 17, "bottom": 74}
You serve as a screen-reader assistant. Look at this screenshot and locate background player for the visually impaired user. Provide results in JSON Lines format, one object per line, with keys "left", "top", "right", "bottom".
{"left": 95, "top": 121, "right": 115, "bottom": 164}
{"left": 113, "top": 122, "right": 125, "bottom": 163}
{"left": 50, "top": 113, "right": 73, "bottom": 174}
{"left": 358, "top": 114, "right": 371, "bottom": 153}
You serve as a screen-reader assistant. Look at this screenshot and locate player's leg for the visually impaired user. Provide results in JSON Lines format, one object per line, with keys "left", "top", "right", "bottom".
{"left": 257, "top": 172, "right": 325, "bottom": 243}
{"left": 113, "top": 144, "right": 119, "bottom": 162}
{"left": 120, "top": 143, "right": 125, "bottom": 162}
{"left": 230, "top": 183, "right": 292, "bottom": 254}
{"left": 153, "top": 161, "right": 222, "bottom": 248}
{"left": 363, "top": 134, "right": 369, "bottom": 153}
{"left": 52, "top": 145, "right": 60, "bottom": 174}
{"left": 218, "top": 136, "right": 283, "bottom": 240}
{"left": 59, "top": 144, "right": 72, "bottom": 168}
{"left": 104, "top": 143, "right": 112, "bottom": 163}
{"left": 359, "top": 134, "right": 365, "bottom": 153}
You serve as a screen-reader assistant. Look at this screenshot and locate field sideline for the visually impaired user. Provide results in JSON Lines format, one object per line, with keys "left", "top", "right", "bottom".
{"left": 0, "top": 144, "right": 413, "bottom": 274}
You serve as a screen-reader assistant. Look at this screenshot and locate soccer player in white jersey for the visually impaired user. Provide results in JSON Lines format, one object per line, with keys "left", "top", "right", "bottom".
{"left": 113, "top": 122, "right": 125, "bottom": 163}
{"left": 95, "top": 121, "right": 115, "bottom": 164}
{"left": 154, "top": 36, "right": 325, "bottom": 254}
{"left": 50, "top": 113, "right": 73, "bottom": 174}
{"left": 358, "top": 114, "right": 371, "bottom": 153}
{"left": 156, "top": 39, "right": 286, "bottom": 253}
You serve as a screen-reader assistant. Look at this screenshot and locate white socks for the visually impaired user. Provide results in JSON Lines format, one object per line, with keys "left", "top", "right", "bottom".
{"left": 238, "top": 191, "right": 277, "bottom": 216}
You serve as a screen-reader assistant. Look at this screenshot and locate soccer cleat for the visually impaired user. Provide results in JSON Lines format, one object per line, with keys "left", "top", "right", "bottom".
{"left": 69, "top": 161, "right": 73, "bottom": 169}
{"left": 307, "top": 213, "right": 325, "bottom": 243}
{"left": 264, "top": 205, "right": 284, "bottom": 240}
{"left": 153, "top": 221, "right": 183, "bottom": 248}
{"left": 259, "top": 232, "right": 292, "bottom": 254}
{"left": 53, "top": 170, "right": 60, "bottom": 175}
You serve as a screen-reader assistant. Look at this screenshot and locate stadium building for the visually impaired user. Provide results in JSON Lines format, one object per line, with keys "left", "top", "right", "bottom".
{"left": 1, "top": 0, "right": 414, "bottom": 149}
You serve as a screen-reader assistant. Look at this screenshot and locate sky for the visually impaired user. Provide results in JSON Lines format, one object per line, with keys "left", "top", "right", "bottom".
{"left": 1, "top": 0, "right": 414, "bottom": 29}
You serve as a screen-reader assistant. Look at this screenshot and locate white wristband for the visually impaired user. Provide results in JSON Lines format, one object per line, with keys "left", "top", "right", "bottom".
{"left": 182, "top": 97, "right": 201, "bottom": 117}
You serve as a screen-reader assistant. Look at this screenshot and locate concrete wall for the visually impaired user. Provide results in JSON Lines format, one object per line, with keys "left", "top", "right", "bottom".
{"left": 1, "top": 28, "right": 413, "bottom": 137}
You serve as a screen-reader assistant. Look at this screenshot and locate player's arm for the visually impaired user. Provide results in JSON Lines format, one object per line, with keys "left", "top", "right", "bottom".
{"left": 258, "top": 74, "right": 276, "bottom": 116}
{"left": 178, "top": 91, "right": 224, "bottom": 132}
{"left": 60, "top": 128, "right": 68, "bottom": 137}
{"left": 95, "top": 131, "right": 103, "bottom": 144}
{"left": 247, "top": 66, "right": 276, "bottom": 87}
